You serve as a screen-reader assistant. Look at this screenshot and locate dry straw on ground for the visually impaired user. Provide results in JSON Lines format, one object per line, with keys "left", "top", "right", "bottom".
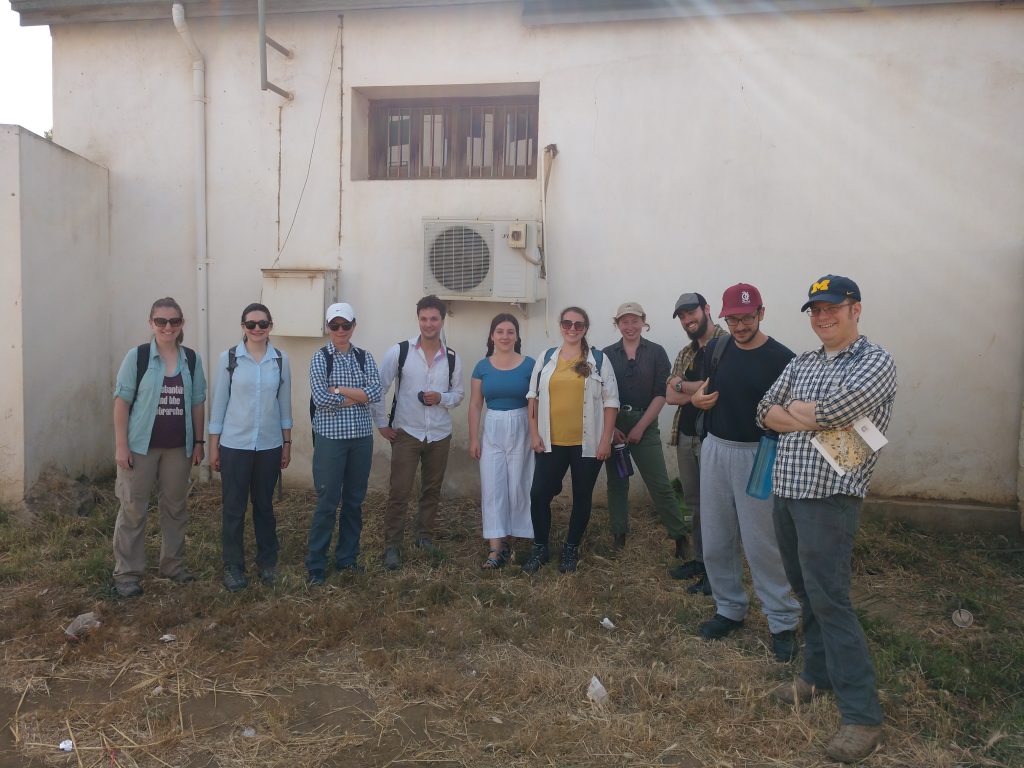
{"left": 0, "top": 479, "right": 1021, "bottom": 767}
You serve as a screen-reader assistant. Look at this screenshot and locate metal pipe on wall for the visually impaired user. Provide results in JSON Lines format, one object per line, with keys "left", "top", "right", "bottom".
{"left": 171, "top": 2, "right": 211, "bottom": 479}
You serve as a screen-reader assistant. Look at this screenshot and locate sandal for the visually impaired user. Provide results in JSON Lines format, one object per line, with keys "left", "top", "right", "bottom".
{"left": 500, "top": 543, "right": 515, "bottom": 565}
{"left": 481, "top": 549, "right": 505, "bottom": 570}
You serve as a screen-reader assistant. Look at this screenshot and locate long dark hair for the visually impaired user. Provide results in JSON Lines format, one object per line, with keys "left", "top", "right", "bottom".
{"left": 485, "top": 313, "right": 522, "bottom": 357}
{"left": 150, "top": 297, "right": 184, "bottom": 345}
{"left": 241, "top": 302, "right": 273, "bottom": 342}
{"left": 561, "top": 306, "right": 592, "bottom": 378}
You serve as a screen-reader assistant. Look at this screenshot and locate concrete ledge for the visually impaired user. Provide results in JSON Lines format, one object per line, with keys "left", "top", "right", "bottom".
{"left": 863, "top": 497, "right": 1021, "bottom": 538}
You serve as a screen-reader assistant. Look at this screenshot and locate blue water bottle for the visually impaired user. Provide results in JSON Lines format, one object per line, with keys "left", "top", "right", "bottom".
{"left": 745, "top": 432, "right": 778, "bottom": 500}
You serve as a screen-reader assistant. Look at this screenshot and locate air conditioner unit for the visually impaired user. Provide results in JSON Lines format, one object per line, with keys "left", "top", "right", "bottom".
{"left": 423, "top": 219, "right": 546, "bottom": 303}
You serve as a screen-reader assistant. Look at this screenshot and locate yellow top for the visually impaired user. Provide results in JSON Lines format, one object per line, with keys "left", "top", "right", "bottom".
{"left": 548, "top": 356, "right": 585, "bottom": 446}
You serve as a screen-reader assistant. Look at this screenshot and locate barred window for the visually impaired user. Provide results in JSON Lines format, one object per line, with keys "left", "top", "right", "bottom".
{"left": 369, "top": 97, "right": 538, "bottom": 180}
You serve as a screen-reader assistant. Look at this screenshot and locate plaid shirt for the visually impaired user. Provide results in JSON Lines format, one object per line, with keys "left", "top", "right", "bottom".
{"left": 310, "top": 344, "right": 383, "bottom": 440}
{"left": 668, "top": 325, "right": 728, "bottom": 445}
{"left": 755, "top": 335, "right": 896, "bottom": 499}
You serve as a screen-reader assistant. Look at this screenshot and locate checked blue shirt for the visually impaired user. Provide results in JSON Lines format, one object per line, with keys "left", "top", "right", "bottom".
{"left": 309, "top": 344, "right": 383, "bottom": 440}
{"left": 756, "top": 335, "right": 896, "bottom": 499}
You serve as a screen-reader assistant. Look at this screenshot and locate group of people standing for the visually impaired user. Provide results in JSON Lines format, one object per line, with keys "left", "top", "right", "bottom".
{"left": 110, "top": 273, "right": 896, "bottom": 764}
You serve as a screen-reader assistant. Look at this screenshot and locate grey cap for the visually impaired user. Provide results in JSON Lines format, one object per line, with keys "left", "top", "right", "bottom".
{"left": 672, "top": 292, "right": 707, "bottom": 318}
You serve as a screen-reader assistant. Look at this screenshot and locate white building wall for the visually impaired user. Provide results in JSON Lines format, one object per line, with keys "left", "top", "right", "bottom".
{"left": 50, "top": 3, "right": 1024, "bottom": 504}
{"left": 0, "top": 126, "right": 109, "bottom": 503}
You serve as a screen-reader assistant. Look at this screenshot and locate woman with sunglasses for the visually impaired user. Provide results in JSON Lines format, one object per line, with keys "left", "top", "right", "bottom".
{"left": 468, "top": 313, "right": 536, "bottom": 570}
{"left": 208, "top": 303, "right": 292, "bottom": 592}
{"left": 602, "top": 302, "right": 688, "bottom": 556}
{"left": 523, "top": 307, "right": 619, "bottom": 574}
{"left": 111, "top": 297, "right": 207, "bottom": 598}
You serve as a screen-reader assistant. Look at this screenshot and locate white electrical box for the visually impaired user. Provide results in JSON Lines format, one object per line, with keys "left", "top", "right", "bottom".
{"left": 507, "top": 222, "right": 528, "bottom": 249}
{"left": 260, "top": 268, "right": 338, "bottom": 337}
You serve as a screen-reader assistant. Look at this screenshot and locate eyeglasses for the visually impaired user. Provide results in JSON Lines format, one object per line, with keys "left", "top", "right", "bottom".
{"left": 243, "top": 320, "right": 272, "bottom": 330}
{"left": 560, "top": 319, "right": 586, "bottom": 331}
{"left": 723, "top": 313, "right": 759, "bottom": 327}
{"left": 328, "top": 319, "right": 354, "bottom": 331}
{"left": 804, "top": 302, "right": 853, "bottom": 317}
{"left": 152, "top": 317, "right": 183, "bottom": 328}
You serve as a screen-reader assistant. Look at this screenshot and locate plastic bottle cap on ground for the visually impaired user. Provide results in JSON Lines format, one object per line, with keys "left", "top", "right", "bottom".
{"left": 951, "top": 609, "right": 973, "bottom": 628}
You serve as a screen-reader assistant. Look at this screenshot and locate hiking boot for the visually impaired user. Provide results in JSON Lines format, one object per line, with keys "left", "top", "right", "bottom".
{"left": 698, "top": 613, "right": 744, "bottom": 640}
{"left": 306, "top": 569, "right": 326, "bottom": 586}
{"left": 222, "top": 566, "right": 248, "bottom": 593}
{"left": 771, "top": 629, "right": 798, "bottom": 663}
{"left": 336, "top": 562, "right": 365, "bottom": 574}
{"left": 771, "top": 676, "right": 824, "bottom": 705}
{"left": 521, "top": 543, "right": 550, "bottom": 575}
{"left": 612, "top": 533, "right": 626, "bottom": 551}
{"left": 825, "top": 724, "right": 884, "bottom": 763}
{"left": 673, "top": 536, "right": 688, "bottom": 559}
{"left": 670, "top": 559, "right": 705, "bottom": 580}
{"left": 114, "top": 579, "right": 143, "bottom": 598}
{"left": 687, "top": 573, "right": 712, "bottom": 595}
{"left": 168, "top": 569, "right": 196, "bottom": 585}
{"left": 558, "top": 543, "right": 581, "bottom": 573}
{"left": 258, "top": 567, "right": 277, "bottom": 585}
{"left": 414, "top": 536, "right": 436, "bottom": 551}
{"left": 383, "top": 547, "right": 402, "bottom": 571}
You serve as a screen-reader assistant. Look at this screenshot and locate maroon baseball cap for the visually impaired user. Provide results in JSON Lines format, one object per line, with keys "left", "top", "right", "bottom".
{"left": 719, "top": 283, "right": 763, "bottom": 317}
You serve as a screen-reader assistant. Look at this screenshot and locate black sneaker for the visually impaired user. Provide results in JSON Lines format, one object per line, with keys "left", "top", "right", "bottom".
{"left": 670, "top": 560, "right": 706, "bottom": 580}
{"left": 114, "top": 579, "right": 143, "bottom": 598}
{"left": 222, "top": 566, "right": 248, "bottom": 593}
{"left": 612, "top": 533, "right": 626, "bottom": 551}
{"left": 383, "top": 547, "right": 402, "bottom": 571}
{"left": 687, "top": 573, "right": 712, "bottom": 595}
{"left": 698, "top": 613, "right": 744, "bottom": 640}
{"left": 772, "top": 629, "right": 799, "bottom": 663}
{"left": 307, "top": 569, "right": 326, "bottom": 586}
{"left": 558, "top": 543, "right": 581, "bottom": 573}
{"left": 521, "top": 543, "right": 549, "bottom": 575}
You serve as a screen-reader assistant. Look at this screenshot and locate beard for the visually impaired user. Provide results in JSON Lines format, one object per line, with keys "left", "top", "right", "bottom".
{"left": 685, "top": 314, "right": 709, "bottom": 342}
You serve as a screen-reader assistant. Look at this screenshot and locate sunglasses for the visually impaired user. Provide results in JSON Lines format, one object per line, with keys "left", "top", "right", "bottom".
{"left": 243, "top": 320, "right": 272, "bottom": 330}
{"left": 328, "top": 319, "right": 354, "bottom": 331}
{"left": 152, "top": 317, "right": 183, "bottom": 328}
{"left": 560, "top": 319, "right": 586, "bottom": 331}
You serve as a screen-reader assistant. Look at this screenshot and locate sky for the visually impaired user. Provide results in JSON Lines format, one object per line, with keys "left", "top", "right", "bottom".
{"left": 0, "top": 1, "right": 53, "bottom": 136}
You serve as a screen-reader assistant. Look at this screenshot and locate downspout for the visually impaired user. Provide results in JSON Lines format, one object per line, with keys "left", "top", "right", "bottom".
{"left": 540, "top": 143, "right": 558, "bottom": 337}
{"left": 172, "top": 3, "right": 210, "bottom": 479}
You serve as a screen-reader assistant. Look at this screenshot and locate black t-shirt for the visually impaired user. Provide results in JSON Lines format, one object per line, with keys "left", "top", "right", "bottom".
{"left": 679, "top": 344, "right": 709, "bottom": 437}
{"left": 705, "top": 337, "right": 794, "bottom": 443}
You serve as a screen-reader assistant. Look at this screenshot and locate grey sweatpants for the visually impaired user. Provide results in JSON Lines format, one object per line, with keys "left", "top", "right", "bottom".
{"left": 699, "top": 434, "right": 800, "bottom": 633}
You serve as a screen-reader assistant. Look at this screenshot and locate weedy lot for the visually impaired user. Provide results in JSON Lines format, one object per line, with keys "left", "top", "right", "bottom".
{"left": 0, "top": 480, "right": 1021, "bottom": 768}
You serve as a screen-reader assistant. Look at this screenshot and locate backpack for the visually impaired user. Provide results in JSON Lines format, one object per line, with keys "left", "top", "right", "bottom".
{"left": 131, "top": 343, "right": 196, "bottom": 411}
{"left": 694, "top": 334, "right": 733, "bottom": 439}
{"left": 310, "top": 345, "right": 368, "bottom": 437}
{"left": 227, "top": 346, "right": 283, "bottom": 397}
{"left": 531, "top": 346, "right": 605, "bottom": 396}
{"left": 387, "top": 339, "right": 457, "bottom": 428}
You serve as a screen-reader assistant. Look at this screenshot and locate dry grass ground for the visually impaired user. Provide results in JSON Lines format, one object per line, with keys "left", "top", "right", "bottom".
{"left": 0, "top": 478, "right": 1021, "bottom": 767}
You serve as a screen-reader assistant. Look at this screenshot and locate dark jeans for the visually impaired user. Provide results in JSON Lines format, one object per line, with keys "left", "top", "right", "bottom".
{"left": 305, "top": 434, "right": 373, "bottom": 571}
{"left": 220, "top": 445, "right": 282, "bottom": 570}
{"left": 530, "top": 444, "right": 603, "bottom": 547}
{"left": 773, "top": 494, "right": 882, "bottom": 726}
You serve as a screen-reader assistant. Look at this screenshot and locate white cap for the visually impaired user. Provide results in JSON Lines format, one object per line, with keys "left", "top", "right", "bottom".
{"left": 325, "top": 302, "right": 355, "bottom": 322}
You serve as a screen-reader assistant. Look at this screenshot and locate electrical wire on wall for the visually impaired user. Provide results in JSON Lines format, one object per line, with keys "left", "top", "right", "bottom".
{"left": 540, "top": 143, "right": 559, "bottom": 338}
{"left": 270, "top": 23, "right": 342, "bottom": 268}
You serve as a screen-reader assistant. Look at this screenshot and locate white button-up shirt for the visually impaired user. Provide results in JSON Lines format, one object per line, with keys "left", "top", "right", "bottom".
{"left": 371, "top": 336, "right": 465, "bottom": 442}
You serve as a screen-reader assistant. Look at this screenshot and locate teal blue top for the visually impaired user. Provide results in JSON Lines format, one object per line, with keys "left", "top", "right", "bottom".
{"left": 113, "top": 340, "right": 207, "bottom": 457}
{"left": 471, "top": 356, "right": 535, "bottom": 411}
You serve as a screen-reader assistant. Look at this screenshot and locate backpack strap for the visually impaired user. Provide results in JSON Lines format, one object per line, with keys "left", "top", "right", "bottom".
{"left": 310, "top": 346, "right": 334, "bottom": 441}
{"left": 532, "top": 347, "right": 557, "bottom": 397}
{"left": 354, "top": 346, "right": 366, "bottom": 373}
{"left": 227, "top": 347, "right": 238, "bottom": 395}
{"left": 387, "top": 340, "right": 410, "bottom": 428}
{"left": 131, "top": 343, "right": 151, "bottom": 411}
{"left": 445, "top": 347, "right": 456, "bottom": 389}
{"left": 591, "top": 347, "right": 604, "bottom": 373}
{"left": 694, "top": 335, "right": 733, "bottom": 439}
{"left": 183, "top": 346, "right": 196, "bottom": 380}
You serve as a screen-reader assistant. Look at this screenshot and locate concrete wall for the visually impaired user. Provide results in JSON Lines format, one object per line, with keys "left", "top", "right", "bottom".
{"left": 0, "top": 126, "right": 109, "bottom": 504}
{"left": 48, "top": 3, "right": 1024, "bottom": 505}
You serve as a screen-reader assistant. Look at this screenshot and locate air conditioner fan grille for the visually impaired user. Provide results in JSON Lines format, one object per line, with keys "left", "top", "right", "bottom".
{"left": 428, "top": 226, "right": 491, "bottom": 293}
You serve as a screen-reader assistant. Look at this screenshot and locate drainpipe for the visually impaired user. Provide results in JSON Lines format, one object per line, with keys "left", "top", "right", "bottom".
{"left": 172, "top": 3, "right": 211, "bottom": 479}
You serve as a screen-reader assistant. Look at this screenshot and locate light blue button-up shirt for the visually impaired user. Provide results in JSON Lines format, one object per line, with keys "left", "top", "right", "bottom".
{"left": 209, "top": 342, "right": 293, "bottom": 451}
{"left": 113, "top": 340, "right": 207, "bottom": 457}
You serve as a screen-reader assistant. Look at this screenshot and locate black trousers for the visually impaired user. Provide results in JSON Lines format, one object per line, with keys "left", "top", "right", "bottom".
{"left": 530, "top": 444, "right": 603, "bottom": 547}
{"left": 220, "top": 445, "right": 281, "bottom": 569}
